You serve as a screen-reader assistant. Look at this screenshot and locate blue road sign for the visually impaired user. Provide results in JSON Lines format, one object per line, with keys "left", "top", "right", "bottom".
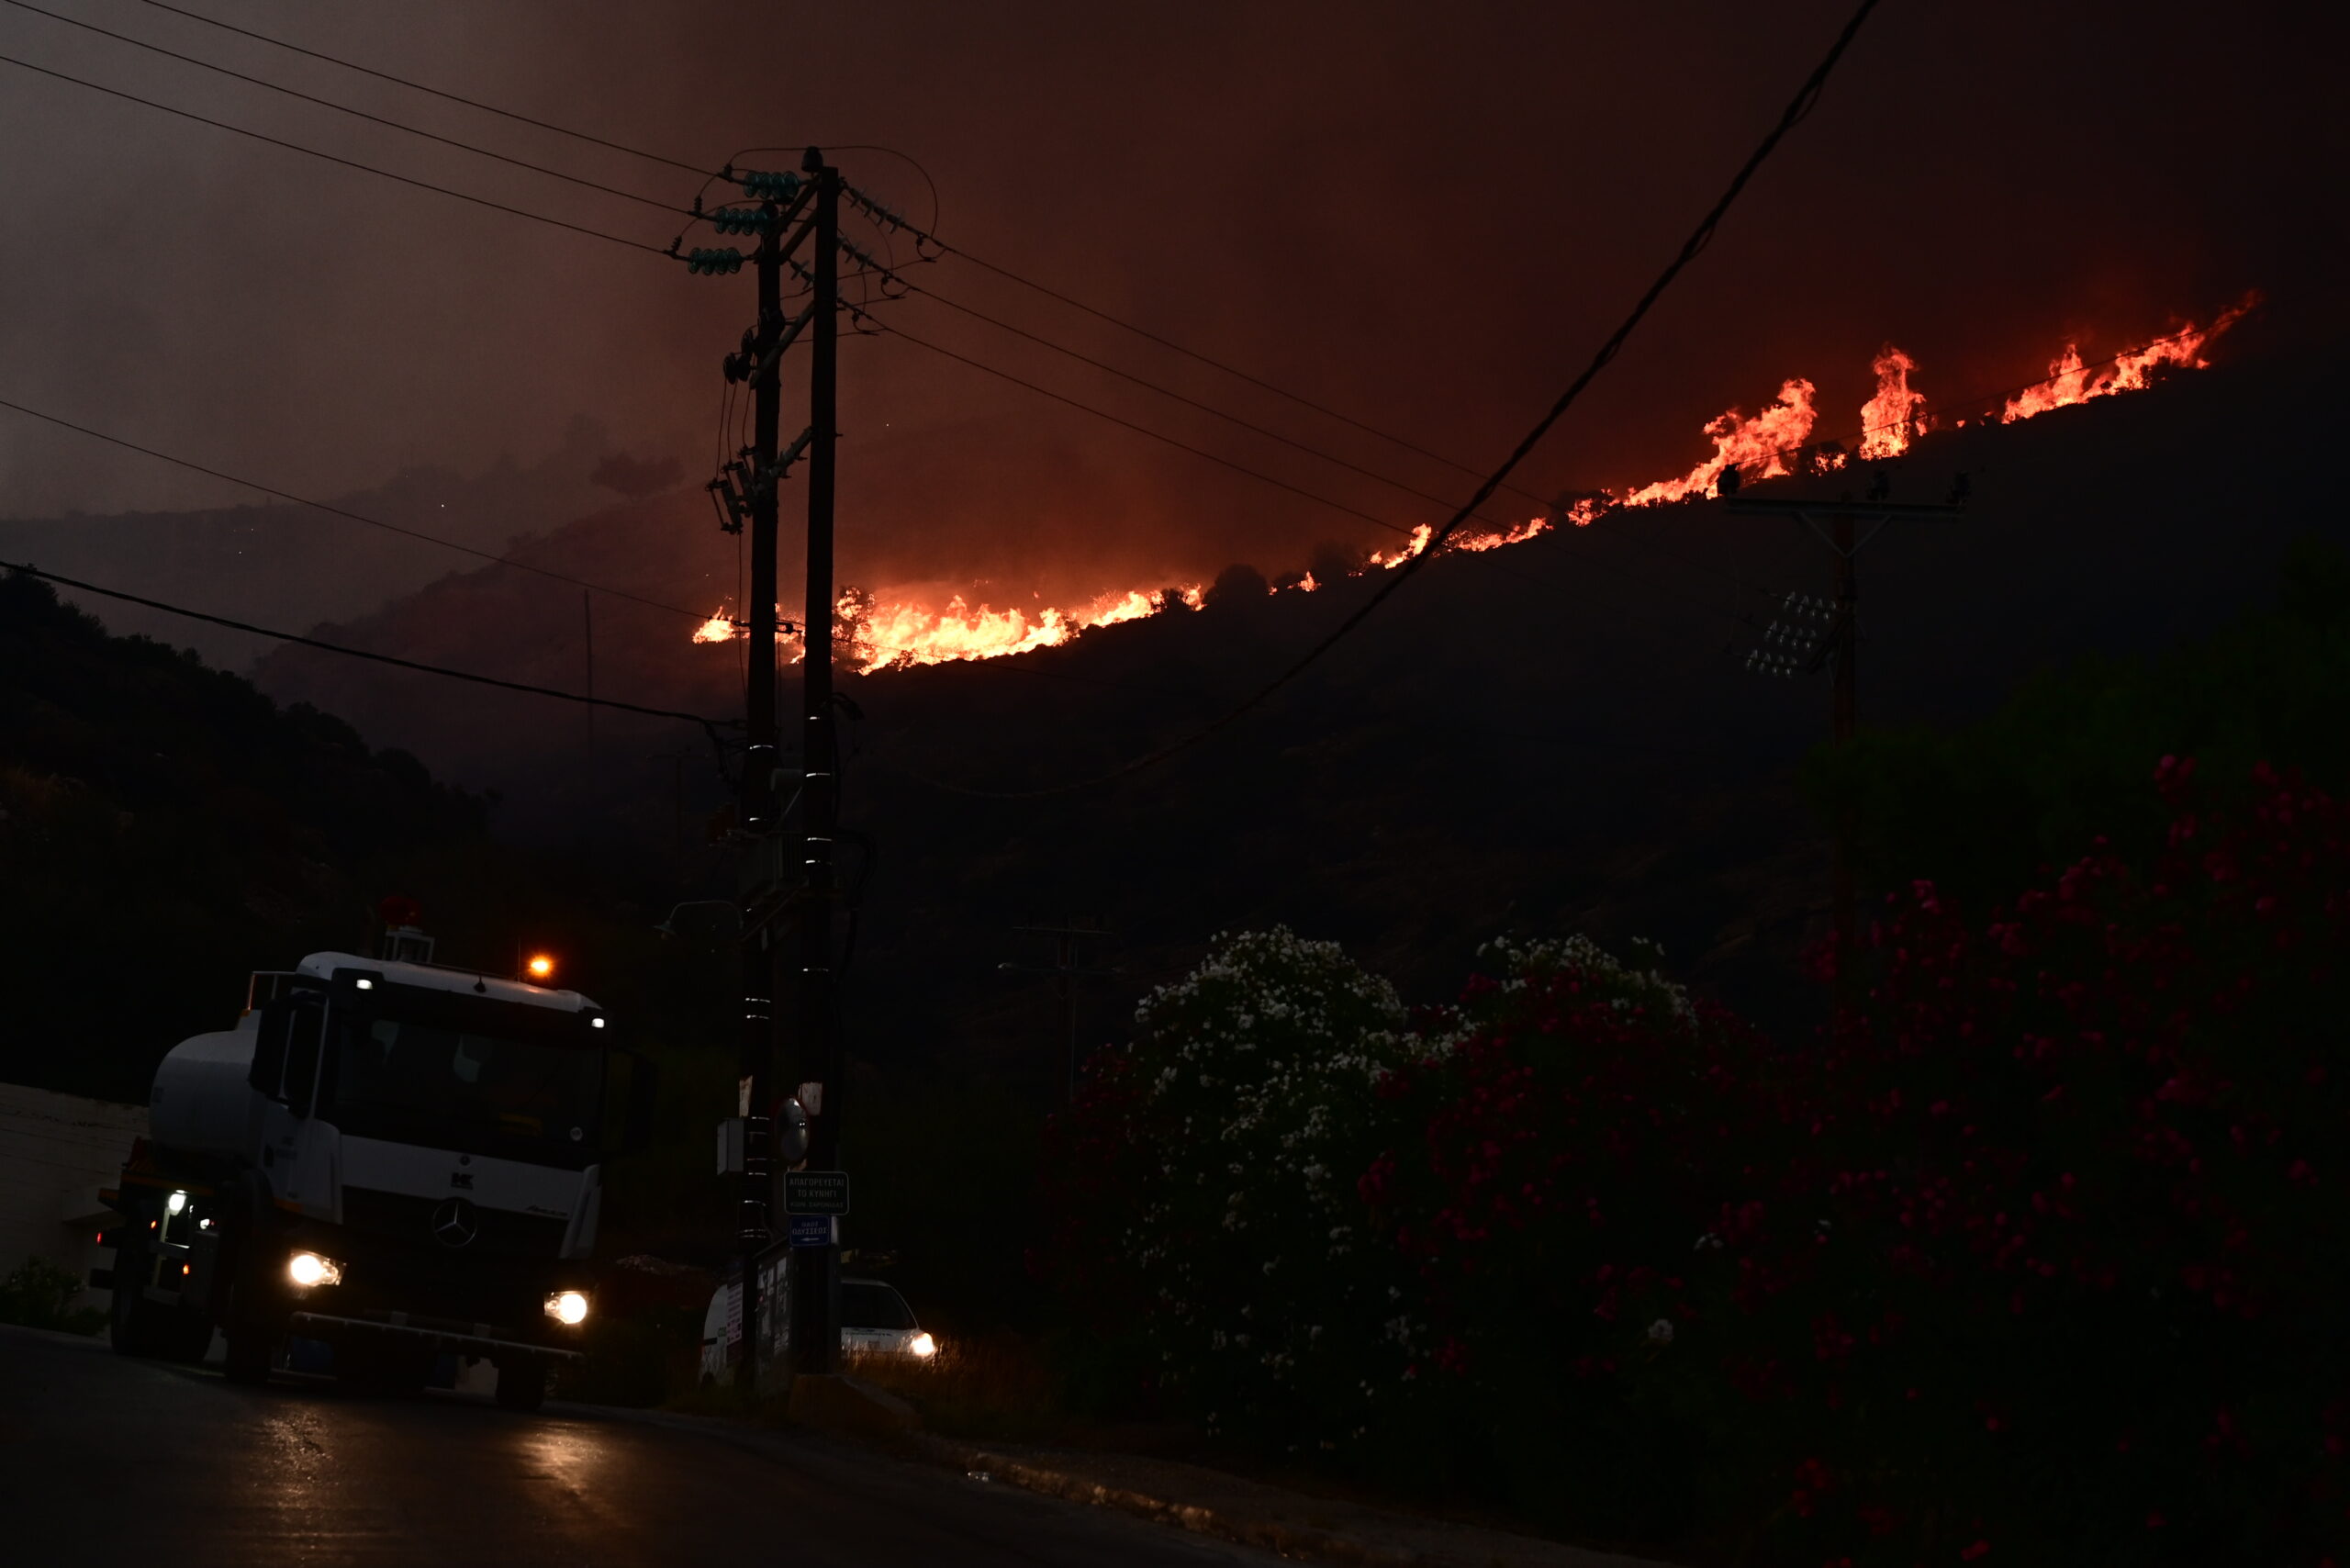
{"left": 788, "top": 1214, "right": 835, "bottom": 1249}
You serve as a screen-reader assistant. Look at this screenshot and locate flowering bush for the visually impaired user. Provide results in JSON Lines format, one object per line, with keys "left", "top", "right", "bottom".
{"left": 1354, "top": 934, "right": 1799, "bottom": 1535}
{"left": 1709, "top": 757, "right": 2350, "bottom": 1565}
{"left": 1046, "top": 760, "right": 2349, "bottom": 1562}
{"left": 1041, "top": 926, "right": 1423, "bottom": 1442}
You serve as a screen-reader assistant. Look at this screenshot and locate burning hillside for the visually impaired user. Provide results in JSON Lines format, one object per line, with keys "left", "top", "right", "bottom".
{"left": 688, "top": 296, "right": 2255, "bottom": 673}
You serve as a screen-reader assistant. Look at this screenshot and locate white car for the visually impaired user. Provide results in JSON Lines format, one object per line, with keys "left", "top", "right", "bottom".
{"left": 840, "top": 1277, "right": 935, "bottom": 1361}
{"left": 699, "top": 1269, "right": 934, "bottom": 1383}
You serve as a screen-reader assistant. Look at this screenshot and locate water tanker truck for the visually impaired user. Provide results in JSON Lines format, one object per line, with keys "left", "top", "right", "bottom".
{"left": 100, "top": 930, "right": 654, "bottom": 1409}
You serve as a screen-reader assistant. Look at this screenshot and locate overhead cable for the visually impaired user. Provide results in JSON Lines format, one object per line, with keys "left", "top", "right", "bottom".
{"left": 128, "top": 0, "right": 713, "bottom": 175}
{"left": 0, "top": 47, "right": 668, "bottom": 254}
{"left": 0, "top": 394, "right": 718, "bottom": 623}
{"left": 0, "top": 0, "right": 690, "bottom": 217}
{"left": 910, "top": 0, "right": 1887, "bottom": 798}
{"left": 4, "top": 561, "right": 733, "bottom": 734}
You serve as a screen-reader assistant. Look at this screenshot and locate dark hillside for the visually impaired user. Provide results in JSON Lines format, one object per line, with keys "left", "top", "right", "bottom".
{"left": 232, "top": 326, "right": 2350, "bottom": 1101}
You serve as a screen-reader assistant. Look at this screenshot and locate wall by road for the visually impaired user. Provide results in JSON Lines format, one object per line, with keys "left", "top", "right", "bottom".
{"left": 0, "top": 1081, "right": 145, "bottom": 1310}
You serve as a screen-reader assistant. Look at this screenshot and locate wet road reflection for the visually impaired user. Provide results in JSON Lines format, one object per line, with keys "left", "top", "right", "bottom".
{"left": 4, "top": 1327, "right": 1269, "bottom": 1566}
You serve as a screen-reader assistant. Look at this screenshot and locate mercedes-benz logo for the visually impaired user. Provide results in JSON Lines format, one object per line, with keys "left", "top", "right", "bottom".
{"left": 431, "top": 1197, "right": 479, "bottom": 1249}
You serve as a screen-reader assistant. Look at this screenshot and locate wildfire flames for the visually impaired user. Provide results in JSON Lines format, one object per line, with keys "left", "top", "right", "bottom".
{"left": 1999, "top": 299, "right": 2252, "bottom": 423}
{"left": 692, "top": 297, "right": 2252, "bottom": 670}
{"left": 1858, "top": 346, "right": 1929, "bottom": 460}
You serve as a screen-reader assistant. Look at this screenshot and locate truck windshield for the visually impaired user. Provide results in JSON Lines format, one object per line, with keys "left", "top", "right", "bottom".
{"left": 326, "top": 1014, "right": 605, "bottom": 1159}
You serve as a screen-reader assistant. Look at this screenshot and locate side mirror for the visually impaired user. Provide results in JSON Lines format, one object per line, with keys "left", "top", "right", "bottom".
{"left": 617, "top": 1052, "right": 659, "bottom": 1155}
{"left": 250, "top": 1003, "right": 291, "bottom": 1097}
{"left": 279, "top": 998, "right": 325, "bottom": 1116}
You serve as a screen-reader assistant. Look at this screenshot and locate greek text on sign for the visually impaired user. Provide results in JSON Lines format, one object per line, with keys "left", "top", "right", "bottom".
{"left": 784, "top": 1170, "right": 849, "bottom": 1215}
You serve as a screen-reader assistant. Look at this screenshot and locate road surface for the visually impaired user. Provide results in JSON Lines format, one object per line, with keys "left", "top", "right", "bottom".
{"left": 0, "top": 1324, "right": 1278, "bottom": 1566}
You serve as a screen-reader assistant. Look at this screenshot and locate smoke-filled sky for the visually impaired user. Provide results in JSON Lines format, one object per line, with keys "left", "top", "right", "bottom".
{"left": 0, "top": 0, "right": 2338, "bottom": 608}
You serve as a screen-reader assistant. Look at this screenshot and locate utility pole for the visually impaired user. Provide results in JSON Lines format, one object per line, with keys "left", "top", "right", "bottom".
{"left": 729, "top": 185, "right": 788, "bottom": 1396}
{"left": 793, "top": 149, "right": 845, "bottom": 1379}
{"left": 684, "top": 150, "right": 845, "bottom": 1389}
{"left": 582, "top": 590, "right": 595, "bottom": 768}
{"left": 1727, "top": 476, "right": 1964, "bottom": 954}
{"left": 683, "top": 163, "right": 816, "bottom": 1394}
{"left": 1001, "top": 917, "right": 1120, "bottom": 1102}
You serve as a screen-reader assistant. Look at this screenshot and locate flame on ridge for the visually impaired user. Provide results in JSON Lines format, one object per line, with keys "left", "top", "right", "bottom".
{"left": 2000, "top": 298, "right": 2252, "bottom": 422}
{"left": 691, "top": 298, "right": 2252, "bottom": 666}
{"left": 823, "top": 585, "right": 1201, "bottom": 674}
{"left": 1859, "top": 346, "right": 1930, "bottom": 459}
{"left": 1617, "top": 378, "right": 1818, "bottom": 508}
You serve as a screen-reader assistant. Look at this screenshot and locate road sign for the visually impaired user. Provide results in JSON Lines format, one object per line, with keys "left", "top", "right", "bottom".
{"left": 788, "top": 1215, "right": 835, "bottom": 1249}
{"left": 784, "top": 1170, "right": 849, "bottom": 1216}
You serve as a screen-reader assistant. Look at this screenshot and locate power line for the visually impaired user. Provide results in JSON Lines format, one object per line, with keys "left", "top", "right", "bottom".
{"left": 870, "top": 319, "right": 1766, "bottom": 627}
{"left": 909, "top": 0, "right": 1887, "bottom": 799}
{"left": 852, "top": 248, "right": 1776, "bottom": 614}
{"left": 63, "top": 0, "right": 1776, "bottom": 613}
{"left": 119, "top": 0, "right": 1702, "bottom": 541}
{"left": 127, "top": 0, "right": 711, "bottom": 176}
{"left": 0, "top": 393, "right": 719, "bottom": 624}
{"left": 1, "top": 0, "right": 691, "bottom": 218}
{"left": 4, "top": 560, "right": 733, "bottom": 734}
{"left": 0, "top": 47, "right": 668, "bottom": 255}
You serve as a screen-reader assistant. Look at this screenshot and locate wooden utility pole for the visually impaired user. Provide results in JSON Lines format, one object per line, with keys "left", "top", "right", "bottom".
{"left": 794, "top": 149, "right": 845, "bottom": 1378}
{"left": 1728, "top": 489, "right": 1963, "bottom": 953}
{"left": 1001, "top": 918, "right": 1120, "bottom": 1102}
{"left": 730, "top": 185, "right": 787, "bottom": 1394}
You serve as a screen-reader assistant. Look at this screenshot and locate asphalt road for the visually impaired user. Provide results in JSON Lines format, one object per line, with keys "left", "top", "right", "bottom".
{"left": 0, "top": 1325, "right": 1278, "bottom": 1566}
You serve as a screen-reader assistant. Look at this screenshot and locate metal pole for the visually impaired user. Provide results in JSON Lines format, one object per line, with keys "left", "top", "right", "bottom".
{"left": 582, "top": 590, "right": 595, "bottom": 768}
{"left": 1830, "top": 513, "right": 1857, "bottom": 955}
{"left": 796, "top": 150, "right": 843, "bottom": 1377}
{"left": 733, "top": 197, "right": 784, "bottom": 1394}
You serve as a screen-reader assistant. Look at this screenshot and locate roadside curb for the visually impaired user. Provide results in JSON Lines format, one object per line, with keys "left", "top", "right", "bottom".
{"left": 769, "top": 1372, "right": 1676, "bottom": 1567}
{"left": 904, "top": 1433, "right": 1418, "bottom": 1567}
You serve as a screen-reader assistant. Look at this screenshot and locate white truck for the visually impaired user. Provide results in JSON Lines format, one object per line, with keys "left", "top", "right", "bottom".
{"left": 99, "top": 937, "right": 654, "bottom": 1410}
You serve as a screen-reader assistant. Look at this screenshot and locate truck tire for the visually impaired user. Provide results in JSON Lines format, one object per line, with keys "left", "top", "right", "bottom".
{"left": 108, "top": 1249, "right": 167, "bottom": 1359}
{"left": 223, "top": 1328, "right": 273, "bottom": 1385}
{"left": 162, "top": 1312, "right": 216, "bottom": 1363}
{"left": 217, "top": 1171, "right": 285, "bottom": 1386}
{"left": 494, "top": 1361, "right": 548, "bottom": 1412}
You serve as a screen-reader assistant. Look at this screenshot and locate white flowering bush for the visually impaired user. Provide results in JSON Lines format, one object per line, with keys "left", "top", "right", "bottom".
{"left": 1046, "top": 926, "right": 1426, "bottom": 1443}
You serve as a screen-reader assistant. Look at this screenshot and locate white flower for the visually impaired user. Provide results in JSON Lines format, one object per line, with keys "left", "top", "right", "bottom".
{"left": 1647, "top": 1318, "right": 1674, "bottom": 1346}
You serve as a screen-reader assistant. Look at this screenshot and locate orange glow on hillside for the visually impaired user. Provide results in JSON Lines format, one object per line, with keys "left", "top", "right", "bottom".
{"left": 687, "top": 299, "right": 2253, "bottom": 669}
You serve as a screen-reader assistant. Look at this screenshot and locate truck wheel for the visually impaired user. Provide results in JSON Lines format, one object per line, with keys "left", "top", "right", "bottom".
{"left": 108, "top": 1235, "right": 170, "bottom": 1358}
{"left": 222, "top": 1329, "right": 274, "bottom": 1385}
{"left": 163, "top": 1313, "right": 217, "bottom": 1363}
{"left": 494, "top": 1361, "right": 548, "bottom": 1412}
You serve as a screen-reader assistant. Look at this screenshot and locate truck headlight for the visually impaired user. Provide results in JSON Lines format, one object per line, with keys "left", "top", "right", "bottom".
{"left": 287, "top": 1252, "right": 343, "bottom": 1288}
{"left": 908, "top": 1331, "right": 937, "bottom": 1359}
{"left": 544, "top": 1291, "right": 589, "bottom": 1326}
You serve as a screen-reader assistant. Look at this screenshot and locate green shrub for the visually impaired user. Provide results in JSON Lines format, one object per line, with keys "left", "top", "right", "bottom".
{"left": 0, "top": 1255, "right": 105, "bottom": 1334}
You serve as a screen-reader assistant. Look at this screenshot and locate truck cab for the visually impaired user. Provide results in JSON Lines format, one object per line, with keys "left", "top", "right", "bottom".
{"left": 106, "top": 943, "right": 653, "bottom": 1409}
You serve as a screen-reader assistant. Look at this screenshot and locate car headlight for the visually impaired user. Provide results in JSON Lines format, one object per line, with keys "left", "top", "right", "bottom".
{"left": 544, "top": 1291, "right": 589, "bottom": 1326}
{"left": 908, "top": 1331, "right": 937, "bottom": 1359}
{"left": 286, "top": 1252, "right": 343, "bottom": 1288}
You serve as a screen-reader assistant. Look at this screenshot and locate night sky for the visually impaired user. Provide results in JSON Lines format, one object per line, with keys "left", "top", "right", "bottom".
{"left": 0, "top": 0, "right": 2338, "bottom": 614}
